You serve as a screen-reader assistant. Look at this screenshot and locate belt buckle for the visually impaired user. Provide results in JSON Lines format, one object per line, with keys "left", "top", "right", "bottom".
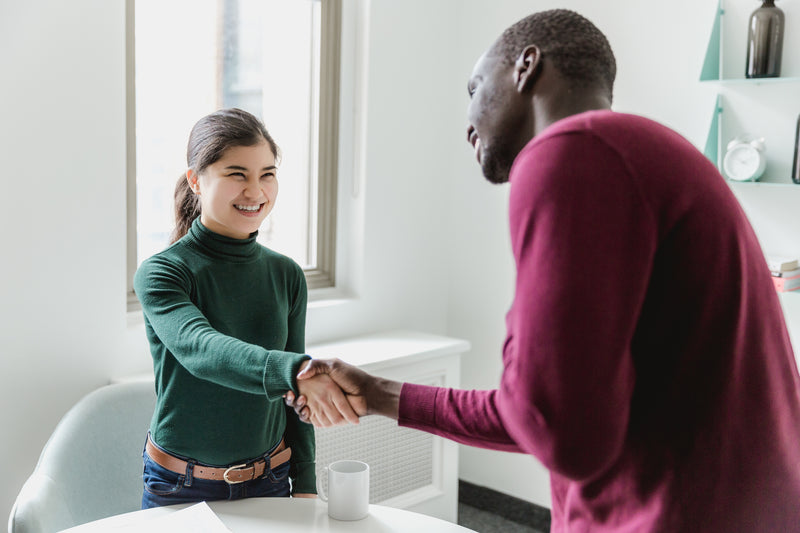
{"left": 223, "top": 463, "right": 250, "bottom": 484}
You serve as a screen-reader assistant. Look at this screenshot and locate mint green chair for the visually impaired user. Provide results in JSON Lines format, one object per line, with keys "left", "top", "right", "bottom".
{"left": 8, "top": 381, "right": 155, "bottom": 533}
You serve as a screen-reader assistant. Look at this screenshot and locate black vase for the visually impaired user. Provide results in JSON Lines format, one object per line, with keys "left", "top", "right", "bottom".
{"left": 745, "top": 0, "right": 785, "bottom": 78}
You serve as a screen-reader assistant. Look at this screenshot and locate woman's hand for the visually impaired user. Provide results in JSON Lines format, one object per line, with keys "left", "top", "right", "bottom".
{"left": 284, "top": 390, "right": 311, "bottom": 423}
{"left": 294, "top": 360, "right": 360, "bottom": 427}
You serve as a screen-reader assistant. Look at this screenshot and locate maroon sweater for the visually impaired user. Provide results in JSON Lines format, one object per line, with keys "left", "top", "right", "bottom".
{"left": 400, "top": 111, "right": 800, "bottom": 532}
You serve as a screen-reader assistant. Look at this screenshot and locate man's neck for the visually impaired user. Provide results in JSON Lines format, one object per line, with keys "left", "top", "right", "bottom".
{"left": 533, "top": 90, "right": 612, "bottom": 137}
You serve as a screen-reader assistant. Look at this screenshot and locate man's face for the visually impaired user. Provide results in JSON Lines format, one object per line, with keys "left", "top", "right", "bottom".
{"left": 466, "top": 50, "right": 529, "bottom": 184}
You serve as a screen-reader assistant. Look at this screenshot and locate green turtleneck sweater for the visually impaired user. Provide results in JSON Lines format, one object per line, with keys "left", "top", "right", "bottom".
{"left": 133, "top": 218, "right": 315, "bottom": 494}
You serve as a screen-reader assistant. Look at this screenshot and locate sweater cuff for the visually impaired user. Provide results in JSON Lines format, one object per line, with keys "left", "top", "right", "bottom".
{"left": 262, "top": 351, "right": 311, "bottom": 400}
{"left": 398, "top": 382, "right": 438, "bottom": 429}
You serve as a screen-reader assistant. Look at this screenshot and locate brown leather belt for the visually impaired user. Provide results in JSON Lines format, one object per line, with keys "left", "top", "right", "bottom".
{"left": 146, "top": 435, "right": 291, "bottom": 484}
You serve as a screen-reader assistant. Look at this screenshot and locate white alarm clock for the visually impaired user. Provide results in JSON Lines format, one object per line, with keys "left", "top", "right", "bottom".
{"left": 722, "top": 137, "right": 766, "bottom": 182}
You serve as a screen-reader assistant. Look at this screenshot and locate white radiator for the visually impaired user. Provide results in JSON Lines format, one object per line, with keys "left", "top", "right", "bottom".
{"left": 315, "top": 414, "right": 435, "bottom": 505}
{"left": 308, "top": 330, "right": 468, "bottom": 522}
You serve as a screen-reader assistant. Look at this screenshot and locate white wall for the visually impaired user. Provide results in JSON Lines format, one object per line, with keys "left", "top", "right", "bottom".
{"left": 0, "top": 0, "right": 130, "bottom": 518}
{"left": 2, "top": 0, "right": 797, "bottom": 521}
{"left": 0, "top": 0, "right": 460, "bottom": 518}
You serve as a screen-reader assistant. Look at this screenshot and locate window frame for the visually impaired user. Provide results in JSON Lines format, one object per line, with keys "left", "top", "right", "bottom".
{"left": 125, "top": 0, "right": 341, "bottom": 312}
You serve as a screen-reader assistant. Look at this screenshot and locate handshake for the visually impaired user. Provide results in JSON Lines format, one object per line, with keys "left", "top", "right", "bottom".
{"left": 285, "top": 359, "right": 403, "bottom": 427}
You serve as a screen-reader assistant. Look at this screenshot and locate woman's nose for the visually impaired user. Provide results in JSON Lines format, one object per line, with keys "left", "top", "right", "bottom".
{"left": 243, "top": 179, "right": 261, "bottom": 198}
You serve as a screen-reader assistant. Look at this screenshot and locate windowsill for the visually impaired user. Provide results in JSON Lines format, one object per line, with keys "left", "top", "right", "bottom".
{"left": 307, "top": 287, "right": 358, "bottom": 308}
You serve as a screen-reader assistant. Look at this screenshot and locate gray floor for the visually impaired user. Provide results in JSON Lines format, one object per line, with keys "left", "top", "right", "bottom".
{"left": 458, "top": 503, "right": 546, "bottom": 532}
{"left": 456, "top": 480, "right": 550, "bottom": 533}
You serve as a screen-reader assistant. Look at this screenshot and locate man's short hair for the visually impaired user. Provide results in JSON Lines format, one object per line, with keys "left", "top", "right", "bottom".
{"left": 493, "top": 9, "right": 616, "bottom": 101}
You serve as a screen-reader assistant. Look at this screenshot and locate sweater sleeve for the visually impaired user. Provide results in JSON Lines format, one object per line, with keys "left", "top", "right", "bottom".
{"left": 402, "top": 132, "right": 655, "bottom": 481}
{"left": 280, "top": 267, "right": 317, "bottom": 494}
{"left": 133, "top": 256, "right": 309, "bottom": 399}
{"left": 496, "top": 132, "right": 654, "bottom": 480}
{"left": 399, "top": 384, "right": 524, "bottom": 453}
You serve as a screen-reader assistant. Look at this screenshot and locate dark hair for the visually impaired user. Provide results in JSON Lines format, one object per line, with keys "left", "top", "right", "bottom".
{"left": 170, "top": 108, "right": 281, "bottom": 244}
{"left": 493, "top": 9, "right": 616, "bottom": 102}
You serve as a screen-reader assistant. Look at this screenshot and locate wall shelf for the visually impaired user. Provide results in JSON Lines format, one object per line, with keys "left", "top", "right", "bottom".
{"left": 708, "top": 76, "right": 800, "bottom": 85}
{"left": 700, "top": 0, "right": 800, "bottom": 295}
{"left": 703, "top": 94, "right": 723, "bottom": 168}
{"left": 699, "top": 0, "right": 724, "bottom": 82}
{"left": 703, "top": 94, "right": 798, "bottom": 185}
{"left": 700, "top": 0, "right": 799, "bottom": 185}
{"left": 700, "top": 1, "right": 800, "bottom": 83}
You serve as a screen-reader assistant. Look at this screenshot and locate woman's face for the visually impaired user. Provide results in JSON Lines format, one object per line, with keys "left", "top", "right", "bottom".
{"left": 188, "top": 141, "right": 278, "bottom": 239}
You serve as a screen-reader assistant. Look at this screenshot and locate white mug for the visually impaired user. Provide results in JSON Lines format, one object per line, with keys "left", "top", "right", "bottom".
{"left": 317, "top": 460, "right": 370, "bottom": 520}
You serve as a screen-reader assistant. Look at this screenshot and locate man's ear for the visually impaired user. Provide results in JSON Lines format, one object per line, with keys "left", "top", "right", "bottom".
{"left": 186, "top": 169, "right": 201, "bottom": 194}
{"left": 514, "top": 45, "right": 542, "bottom": 92}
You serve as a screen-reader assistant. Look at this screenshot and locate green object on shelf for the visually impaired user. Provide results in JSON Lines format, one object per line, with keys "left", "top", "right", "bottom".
{"left": 700, "top": 0, "right": 723, "bottom": 81}
{"left": 704, "top": 95, "right": 722, "bottom": 166}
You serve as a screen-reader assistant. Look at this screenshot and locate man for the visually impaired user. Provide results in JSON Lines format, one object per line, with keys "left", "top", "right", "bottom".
{"left": 290, "top": 9, "right": 800, "bottom": 532}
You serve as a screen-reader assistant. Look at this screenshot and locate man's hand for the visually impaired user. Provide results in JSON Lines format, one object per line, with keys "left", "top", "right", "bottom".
{"left": 295, "top": 360, "right": 360, "bottom": 427}
{"left": 286, "top": 358, "right": 402, "bottom": 426}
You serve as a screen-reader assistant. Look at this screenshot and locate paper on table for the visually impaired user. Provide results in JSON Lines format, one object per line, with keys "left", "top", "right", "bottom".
{"left": 109, "top": 502, "right": 231, "bottom": 533}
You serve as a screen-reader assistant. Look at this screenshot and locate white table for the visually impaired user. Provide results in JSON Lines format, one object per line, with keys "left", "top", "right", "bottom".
{"left": 59, "top": 498, "right": 477, "bottom": 532}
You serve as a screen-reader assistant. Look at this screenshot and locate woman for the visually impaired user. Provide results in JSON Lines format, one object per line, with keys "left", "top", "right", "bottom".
{"left": 134, "top": 108, "right": 356, "bottom": 508}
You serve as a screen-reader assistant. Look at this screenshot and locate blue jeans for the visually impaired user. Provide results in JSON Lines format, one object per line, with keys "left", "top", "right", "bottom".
{"left": 141, "top": 437, "right": 291, "bottom": 509}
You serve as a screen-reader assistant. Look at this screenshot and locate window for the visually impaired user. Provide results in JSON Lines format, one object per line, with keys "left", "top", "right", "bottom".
{"left": 126, "top": 0, "right": 341, "bottom": 311}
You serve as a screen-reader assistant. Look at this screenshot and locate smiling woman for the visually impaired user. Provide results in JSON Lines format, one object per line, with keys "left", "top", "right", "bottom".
{"left": 131, "top": 108, "right": 359, "bottom": 509}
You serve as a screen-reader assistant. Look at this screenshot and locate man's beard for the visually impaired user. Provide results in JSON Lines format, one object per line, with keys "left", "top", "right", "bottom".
{"left": 480, "top": 144, "right": 513, "bottom": 184}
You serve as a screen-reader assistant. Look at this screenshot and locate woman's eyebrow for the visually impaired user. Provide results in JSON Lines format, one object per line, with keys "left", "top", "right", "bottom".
{"left": 224, "top": 165, "right": 277, "bottom": 171}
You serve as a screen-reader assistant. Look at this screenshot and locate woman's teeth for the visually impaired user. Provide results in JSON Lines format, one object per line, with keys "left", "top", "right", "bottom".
{"left": 235, "top": 204, "right": 261, "bottom": 212}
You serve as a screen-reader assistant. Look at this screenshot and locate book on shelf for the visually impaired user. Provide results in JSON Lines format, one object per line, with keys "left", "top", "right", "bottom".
{"left": 771, "top": 266, "right": 800, "bottom": 278}
{"left": 766, "top": 255, "right": 799, "bottom": 272}
{"left": 773, "top": 276, "right": 800, "bottom": 292}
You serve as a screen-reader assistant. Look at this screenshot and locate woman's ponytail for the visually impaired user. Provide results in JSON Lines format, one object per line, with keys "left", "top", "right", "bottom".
{"left": 170, "top": 173, "right": 200, "bottom": 244}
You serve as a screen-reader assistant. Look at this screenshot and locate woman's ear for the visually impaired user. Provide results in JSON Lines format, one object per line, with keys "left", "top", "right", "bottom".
{"left": 514, "top": 45, "right": 542, "bottom": 92}
{"left": 186, "top": 169, "right": 201, "bottom": 195}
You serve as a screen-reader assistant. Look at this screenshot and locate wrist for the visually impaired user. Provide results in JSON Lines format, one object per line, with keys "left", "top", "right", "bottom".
{"left": 366, "top": 377, "right": 402, "bottom": 420}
